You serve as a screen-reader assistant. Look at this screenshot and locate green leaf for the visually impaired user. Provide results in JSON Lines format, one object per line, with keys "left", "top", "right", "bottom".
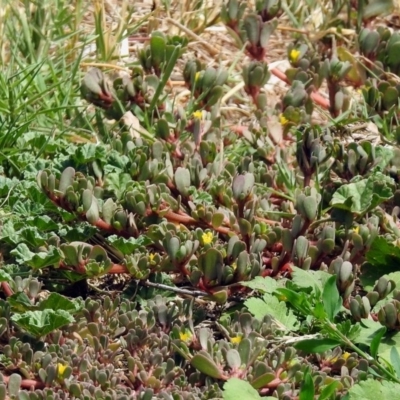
{"left": 299, "top": 368, "right": 314, "bottom": 400}
{"left": 191, "top": 353, "right": 224, "bottom": 379}
{"left": 354, "top": 319, "right": 384, "bottom": 347}
{"left": 294, "top": 338, "right": 342, "bottom": 353}
{"left": 348, "top": 379, "right": 400, "bottom": 399}
{"left": 318, "top": 381, "right": 341, "bottom": 400}
{"left": 104, "top": 172, "right": 132, "bottom": 200}
{"left": 390, "top": 347, "right": 400, "bottom": 379}
{"left": 241, "top": 276, "right": 278, "bottom": 293}
{"left": 149, "top": 45, "right": 180, "bottom": 113}
{"left": 107, "top": 235, "right": 152, "bottom": 255}
{"left": 370, "top": 326, "right": 386, "bottom": 359}
{"left": 291, "top": 267, "right": 330, "bottom": 293}
{"left": 376, "top": 332, "right": 400, "bottom": 361}
{"left": 0, "top": 269, "right": 13, "bottom": 283}
{"left": 8, "top": 292, "right": 36, "bottom": 312}
{"left": 11, "top": 310, "right": 74, "bottom": 338}
{"left": 363, "top": 238, "right": 400, "bottom": 290}
{"left": 375, "top": 146, "right": 394, "bottom": 171}
{"left": 11, "top": 244, "right": 62, "bottom": 269}
{"left": 322, "top": 275, "right": 342, "bottom": 321}
{"left": 211, "top": 212, "right": 225, "bottom": 229}
{"left": 30, "top": 215, "right": 58, "bottom": 231}
{"left": 38, "top": 293, "right": 82, "bottom": 314}
{"left": 331, "top": 172, "right": 394, "bottom": 215}
{"left": 223, "top": 378, "right": 263, "bottom": 400}
{"left": 245, "top": 293, "right": 298, "bottom": 331}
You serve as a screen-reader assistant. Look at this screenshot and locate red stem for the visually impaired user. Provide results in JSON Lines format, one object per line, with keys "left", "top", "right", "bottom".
{"left": 1, "top": 282, "right": 13, "bottom": 297}
{"left": 2, "top": 375, "right": 45, "bottom": 389}
{"left": 270, "top": 68, "right": 330, "bottom": 109}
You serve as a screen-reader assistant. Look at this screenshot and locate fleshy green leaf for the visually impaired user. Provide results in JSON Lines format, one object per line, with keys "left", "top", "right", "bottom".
{"left": 191, "top": 353, "right": 224, "bottom": 379}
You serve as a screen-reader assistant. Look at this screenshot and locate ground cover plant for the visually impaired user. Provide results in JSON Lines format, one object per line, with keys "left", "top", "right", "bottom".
{"left": 3, "top": 0, "right": 400, "bottom": 398}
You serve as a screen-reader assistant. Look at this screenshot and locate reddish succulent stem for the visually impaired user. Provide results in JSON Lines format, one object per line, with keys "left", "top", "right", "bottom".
{"left": 2, "top": 375, "right": 45, "bottom": 389}
{"left": 1, "top": 282, "right": 13, "bottom": 297}
{"left": 270, "top": 67, "right": 330, "bottom": 110}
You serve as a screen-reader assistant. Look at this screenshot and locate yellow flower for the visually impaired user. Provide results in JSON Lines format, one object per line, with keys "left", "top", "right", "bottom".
{"left": 353, "top": 226, "right": 360, "bottom": 234}
{"left": 279, "top": 113, "right": 289, "bottom": 126}
{"left": 231, "top": 335, "right": 242, "bottom": 344}
{"left": 149, "top": 253, "right": 155, "bottom": 262}
{"left": 231, "top": 262, "right": 237, "bottom": 271}
{"left": 193, "top": 110, "right": 203, "bottom": 120}
{"left": 342, "top": 352, "right": 351, "bottom": 360}
{"left": 330, "top": 352, "right": 350, "bottom": 364}
{"left": 57, "top": 363, "right": 67, "bottom": 379}
{"left": 289, "top": 49, "right": 301, "bottom": 63}
{"left": 179, "top": 330, "right": 193, "bottom": 342}
{"left": 195, "top": 71, "right": 201, "bottom": 82}
{"left": 202, "top": 231, "right": 213, "bottom": 245}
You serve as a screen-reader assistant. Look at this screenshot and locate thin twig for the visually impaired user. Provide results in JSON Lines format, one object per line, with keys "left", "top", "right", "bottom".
{"left": 141, "top": 280, "right": 208, "bottom": 297}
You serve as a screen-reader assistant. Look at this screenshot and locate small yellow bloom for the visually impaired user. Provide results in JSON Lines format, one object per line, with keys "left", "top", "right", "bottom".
{"left": 149, "top": 253, "right": 155, "bottom": 262}
{"left": 342, "top": 352, "right": 351, "bottom": 360}
{"left": 279, "top": 113, "right": 289, "bottom": 126}
{"left": 231, "top": 335, "right": 242, "bottom": 344}
{"left": 193, "top": 110, "right": 203, "bottom": 120}
{"left": 289, "top": 49, "right": 301, "bottom": 63}
{"left": 330, "top": 352, "right": 350, "bottom": 364}
{"left": 57, "top": 363, "right": 67, "bottom": 378}
{"left": 231, "top": 262, "right": 237, "bottom": 271}
{"left": 202, "top": 231, "right": 213, "bottom": 245}
{"left": 179, "top": 330, "right": 193, "bottom": 342}
{"left": 195, "top": 71, "right": 201, "bottom": 82}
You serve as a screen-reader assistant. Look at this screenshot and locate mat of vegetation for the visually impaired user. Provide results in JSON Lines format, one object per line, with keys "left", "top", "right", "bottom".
{"left": 3, "top": 0, "right": 400, "bottom": 399}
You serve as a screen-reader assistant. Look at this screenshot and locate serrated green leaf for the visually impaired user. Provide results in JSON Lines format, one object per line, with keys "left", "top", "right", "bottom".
{"left": 245, "top": 293, "right": 299, "bottom": 331}
{"left": 292, "top": 266, "right": 331, "bottom": 293}
{"left": 331, "top": 172, "right": 394, "bottom": 215}
{"left": 8, "top": 292, "right": 36, "bottom": 312}
{"left": 104, "top": 172, "right": 132, "bottom": 200}
{"left": 107, "top": 235, "right": 151, "bottom": 255}
{"left": 38, "top": 293, "right": 82, "bottom": 314}
{"left": 241, "top": 276, "right": 278, "bottom": 293}
{"left": 11, "top": 309, "right": 74, "bottom": 338}
{"left": 11, "top": 244, "right": 62, "bottom": 269}
{"left": 223, "top": 378, "right": 262, "bottom": 400}
{"left": 348, "top": 379, "right": 400, "bottom": 399}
